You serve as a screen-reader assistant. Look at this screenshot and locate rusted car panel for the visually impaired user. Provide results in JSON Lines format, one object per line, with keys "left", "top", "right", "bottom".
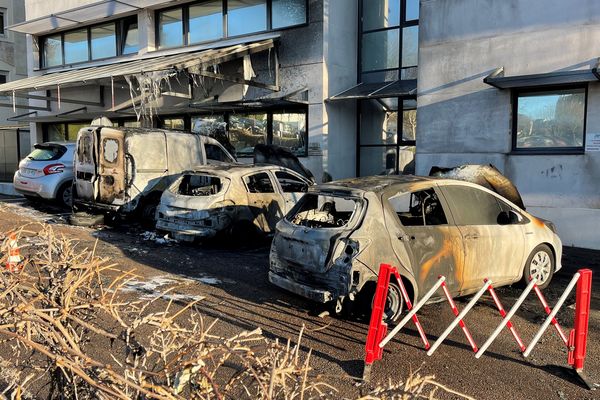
{"left": 73, "top": 127, "right": 236, "bottom": 216}
{"left": 269, "top": 175, "right": 563, "bottom": 320}
{"left": 156, "top": 164, "right": 311, "bottom": 241}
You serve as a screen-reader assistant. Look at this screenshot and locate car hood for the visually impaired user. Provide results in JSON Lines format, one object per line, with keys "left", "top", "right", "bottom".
{"left": 429, "top": 164, "right": 526, "bottom": 210}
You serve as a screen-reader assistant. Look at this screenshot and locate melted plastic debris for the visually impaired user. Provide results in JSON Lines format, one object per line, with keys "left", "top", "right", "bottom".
{"left": 141, "top": 231, "right": 178, "bottom": 244}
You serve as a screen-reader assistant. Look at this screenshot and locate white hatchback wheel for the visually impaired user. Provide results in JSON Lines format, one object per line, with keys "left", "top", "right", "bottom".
{"left": 522, "top": 244, "right": 555, "bottom": 289}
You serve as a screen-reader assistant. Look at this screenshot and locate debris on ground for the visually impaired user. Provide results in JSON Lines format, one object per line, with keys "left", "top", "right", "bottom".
{"left": 141, "top": 230, "right": 178, "bottom": 244}
{"left": 0, "top": 224, "right": 472, "bottom": 399}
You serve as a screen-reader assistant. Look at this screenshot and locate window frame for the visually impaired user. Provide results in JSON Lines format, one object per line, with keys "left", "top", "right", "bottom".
{"left": 358, "top": 0, "right": 419, "bottom": 79}
{"left": 511, "top": 84, "right": 587, "bottom": 155}
{"left": 39, "top": 16, "right": 138, "bottom": 69}
{"left": 155, "top": 0, "right": 309, "bottom": 50}
{"left": 0, "top": 9, "right": 6, "bottom": 38}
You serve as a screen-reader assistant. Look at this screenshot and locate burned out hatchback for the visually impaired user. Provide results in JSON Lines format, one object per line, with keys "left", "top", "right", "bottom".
{"left": 268, "top": 176, "right": 562, "bottom": 321}
{"left": 156, "top": 164, "right": 312, "bottom": 241}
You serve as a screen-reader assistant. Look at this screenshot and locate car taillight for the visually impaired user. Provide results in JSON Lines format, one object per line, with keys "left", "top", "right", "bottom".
{"left": 43, "top": 163, "right": 65, "bottom": 175}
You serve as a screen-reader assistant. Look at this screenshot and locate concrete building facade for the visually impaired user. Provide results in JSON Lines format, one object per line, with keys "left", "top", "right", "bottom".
{"left": 0, "top": 0, "right": 598, "bottom": 249}
{"left": 0, "top": 0, "right": 28, "bottom": 186}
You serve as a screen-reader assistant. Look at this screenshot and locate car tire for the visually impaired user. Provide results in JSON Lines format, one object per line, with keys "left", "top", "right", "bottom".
{"left": 56, "top": 182, "right": 73, "bottom": 208}
{"left": 229, "top": 220, "right": 259, "bottom": 242}
{"left": 366, "top": 281, "right": 404, "bottom": 323}
{"left": 137, "top": 193, "right": 162, "bottom": 229}
{"left": 69, "top": 212, "right": 105, "bottom": 227}
{"left": 522, "top": 244, "right": 555, "bottom": 289}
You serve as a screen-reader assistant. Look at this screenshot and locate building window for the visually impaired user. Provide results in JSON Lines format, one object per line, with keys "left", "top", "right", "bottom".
{"left": 360, "top": 0, "right": 419, "bottom": 82}
{"left": 189, "top": 1, "right": 223, "bottom": 44}
{"left": 0, "top": 9, "right": 5, "bottom": 37}
{"left": 91, "top": 23, "right": 117, "bottom": 60}
{"left": 40, "top": 16, "right": 139, "bottom": 68}
{"left": 158, "top": 8, "right": 184, "bottom": 48}
{"left": 513, "top": 87, "right": 586, "bottom": 152}
{"left": 358, "top": 98, "right": 416, "bottom": 176}
{"left": 44, "top": 123, "right": 88, "bottom": 142}
{"left": 195, "top": 110, "right": 308, "bottom": 157}
{"left": 156, "top": 0, "right": 307, "bottom": 49}
{"left": 0, "top": 73, "right": 6, "bottom": 84}
{"left": 227, "top": 0, "right": 267, "bottom": 37}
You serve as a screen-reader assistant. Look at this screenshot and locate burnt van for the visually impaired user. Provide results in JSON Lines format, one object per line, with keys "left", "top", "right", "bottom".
{"left": 73, "top": 126, "right": 236, "bottom": 222}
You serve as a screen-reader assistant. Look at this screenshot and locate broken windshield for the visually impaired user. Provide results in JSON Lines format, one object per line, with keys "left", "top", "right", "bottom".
{"left": 288, "top": 193, "right": 360, "bottom": 228}
{"left": 176, "top": 174, "right": 225, "bottom": 196}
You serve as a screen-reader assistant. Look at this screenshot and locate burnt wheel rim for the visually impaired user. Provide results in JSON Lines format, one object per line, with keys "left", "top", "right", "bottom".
{"left": 384, "top": 284, "right": 403, "bottom": 321}
{"left": 529, "top": 250, "right": 551, "bottom": 284}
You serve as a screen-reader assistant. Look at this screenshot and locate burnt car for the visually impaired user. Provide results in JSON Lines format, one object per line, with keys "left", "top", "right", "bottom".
{"left": 268, "top": 176, "right": 562, "bottom": 321}
{"left": 155, "top": 164, "right": 312, "bottom": 241}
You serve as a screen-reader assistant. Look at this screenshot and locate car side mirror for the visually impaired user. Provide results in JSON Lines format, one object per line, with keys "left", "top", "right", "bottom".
{"left": 497, "top": 210, "right": 520, "bottom": 225}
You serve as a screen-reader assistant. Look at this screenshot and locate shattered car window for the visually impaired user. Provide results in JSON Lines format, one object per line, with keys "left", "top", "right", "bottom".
{"left": 389, "top": 189, "right": 448, "bottom": 226}
{"left": 275, "top": 171, "right": 308, "bottom": 193}
{"left": 245, "top": 172, "right": 275, "bottom": 193}
{"left": 177, "top": 174, "right": 223, "bottom": 196}
{"left": 289, "top": 194, "right": 359, "bottom": 228}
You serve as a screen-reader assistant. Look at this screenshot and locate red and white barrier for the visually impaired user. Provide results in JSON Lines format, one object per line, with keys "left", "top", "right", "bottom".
{"left": 363, "top": 263, "right": 593, "bottom": 389}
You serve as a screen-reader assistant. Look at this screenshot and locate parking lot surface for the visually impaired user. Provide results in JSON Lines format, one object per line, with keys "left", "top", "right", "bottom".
{"left": 0, "top": 196, "right": 599, "bottom": 399}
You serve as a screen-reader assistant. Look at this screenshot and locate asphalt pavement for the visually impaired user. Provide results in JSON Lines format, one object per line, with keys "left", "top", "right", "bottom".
{"left": 0, "top": 195, "right": 598, "bottom": 399}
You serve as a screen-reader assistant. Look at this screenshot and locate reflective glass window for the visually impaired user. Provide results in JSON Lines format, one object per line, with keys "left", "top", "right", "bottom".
{"left": 43, "top": 35, "right": 63, "bottom": 67}
{"left": 515, "top": 89, "right": 585, "bottom": 149}
{"left": 272, "top": 113, "right": 306, "bottom": 155}
{"left": 189, "top": 2, "right": 223, "bottom": 44}
{"left": 91, "top": 23, "right": 116, "bottom": 60}
{"left": 64, "top": 29, "right": 89, "bottom": 64}
{"left": 361, "top": 29, "right": 399, "bottom": 72}
{"left": 401, "top": 26, "right": 418, "bottom": 67}
{"left": 229, "top": 113, "right": 267, "bottom": 156}
{"left": 161, "top": 118, "right": 185, "bottom": 130}
{"left": 47, "top": 124, "right": 66, "bottom": 142}
{"left": 67, "top": 123, "right": 87, "bottom": 142}
{"left": 360, "top": 99, "right": 398, "bottom": 145}
{"left": 359, "top": 146, "right": 397, "bottom": 176}
{"left": 158, "top": 8, "right": 183, "bottom": 48}
{"left": 272, "top": 0, "right": 307, "bottom": 29}
{"left": 227, "top": 0, "right": 267, "bottom": 36}
{"left": 122, "top": 20, "right": 139, "bottom": 55}
{"left": 362, "top": 0, "right": 400, "bottom": 31}
{"left": 405, "top": 0, "right": 419, "bottom": 21}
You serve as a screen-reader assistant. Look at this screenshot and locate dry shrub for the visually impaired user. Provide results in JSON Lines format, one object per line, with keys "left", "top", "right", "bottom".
{"left": 0, "top": 224, "right": 471, "bottom": 400}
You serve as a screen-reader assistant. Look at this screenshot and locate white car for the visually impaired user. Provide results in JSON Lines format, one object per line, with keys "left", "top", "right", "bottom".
{"left": 13, "top": 142, "right": 75, "bottom": 207}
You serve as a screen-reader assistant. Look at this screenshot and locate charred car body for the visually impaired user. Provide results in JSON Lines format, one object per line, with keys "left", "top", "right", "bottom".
{"left": 268, "top": 175, "right": 562, "bottom": 320}
{"left": 73, "top": 126, "right": 235, "bottom": 220}
{"left": 156, "top": 164, "right": 312, "bottom": 241}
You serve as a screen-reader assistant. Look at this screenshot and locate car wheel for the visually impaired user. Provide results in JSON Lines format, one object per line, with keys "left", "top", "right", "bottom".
{"left": 522, "top": 244, "right": 555, "bottom": 289}
{"left": 138, "top": 194, "right": 162, "bottom": 229}
{"left": 56, "top": 183, "right": 73, "bottom": 208}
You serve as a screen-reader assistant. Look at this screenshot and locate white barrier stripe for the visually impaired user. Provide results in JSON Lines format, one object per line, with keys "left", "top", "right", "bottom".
{"left": 523, "top": 272, "right": 580, "bottom": 358}
{"left": 379, "top": 276, "right": 446, "bottom": 349}
{"left": 426, "top": 280, "right": 491, "bottom": 356}
{"left": 475, "top": 278, "right": 537, "bottom": 359}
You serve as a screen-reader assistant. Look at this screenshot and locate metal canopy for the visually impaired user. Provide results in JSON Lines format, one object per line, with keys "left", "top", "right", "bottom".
{"left": 9, "top": 0, "right": 179, "bottom": 35}
{"left": 0, "top": 39, "right": 276, "bottom": 96}
{"left": 327, "top": 79, "right": 417, "bottom": 101}
{"left": 483, "top": 66, "right": 600, "bottom": 89}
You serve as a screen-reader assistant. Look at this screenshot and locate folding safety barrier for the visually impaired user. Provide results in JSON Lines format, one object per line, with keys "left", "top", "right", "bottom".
{"left": 363, "top": 263, "right": 593, "bottom": 389}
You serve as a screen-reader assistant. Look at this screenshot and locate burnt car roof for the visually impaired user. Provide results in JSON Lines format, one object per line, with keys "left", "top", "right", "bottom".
{"left": 187, "top": 163, "right": 307, "bottom": 177}
{"left": 314, "top": 175, "right": 439, "bottom": 194}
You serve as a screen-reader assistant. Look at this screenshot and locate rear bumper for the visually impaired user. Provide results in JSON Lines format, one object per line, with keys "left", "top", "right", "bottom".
{"left": 13, "top": 173, "right": 58, "bottom": 199}
{"left": 268, "top": 271, "right": 334, "bottom": 303}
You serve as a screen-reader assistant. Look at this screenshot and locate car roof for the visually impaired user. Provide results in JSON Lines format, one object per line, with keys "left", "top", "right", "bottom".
{"left": 186, "top": 163, "right": 304, "bottom": 178}
{"left": 38, "top": 142, "right": 75, "bottom": 147}
{"left": 315, "top": 175, "right": 440, "bottom": 194}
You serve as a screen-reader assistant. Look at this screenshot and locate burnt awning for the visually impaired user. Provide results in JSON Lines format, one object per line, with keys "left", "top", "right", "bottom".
{"left": 327, "top": 79, "right": 417, "bottom": 101}
{"left": 0, "top": 38, "right": 276, "bottom": 96}
{"left": 483, "top": 67, "right": 600, "bottom": 89}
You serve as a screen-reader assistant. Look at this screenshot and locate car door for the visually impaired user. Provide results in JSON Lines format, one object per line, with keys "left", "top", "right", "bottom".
{"left": 243, "top": 171, "right": 286, "bottom": 232}
{"left": 439, "top": 184, "right": 526, "bottom": 293}
{"left": 272, "top": 170, "right": 310, "bottom": 213}
{"left": 97, "top": 128, "right": 126, "bottom": 204}
{"left": 386, "top": 186, "right": 464, "bottom": 296}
